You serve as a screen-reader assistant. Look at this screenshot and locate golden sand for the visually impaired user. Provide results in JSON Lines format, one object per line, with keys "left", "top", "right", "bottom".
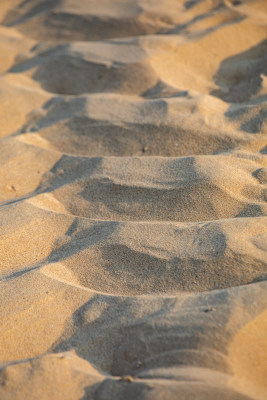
{"left": 0, "top": 1, "right": 266, "bottom": 399}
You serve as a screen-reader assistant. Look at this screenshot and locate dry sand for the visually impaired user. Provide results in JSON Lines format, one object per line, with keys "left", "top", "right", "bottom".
{"left": 0, "top": 0, "right": 267, "bottom": 399}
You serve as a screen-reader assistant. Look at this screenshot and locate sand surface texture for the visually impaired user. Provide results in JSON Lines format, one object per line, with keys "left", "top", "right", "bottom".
{"left": 0, "top": 1, "right": 267, "bottom": 399}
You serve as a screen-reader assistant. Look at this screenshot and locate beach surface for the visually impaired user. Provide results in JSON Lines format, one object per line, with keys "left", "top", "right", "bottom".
{"left": 0, "top": 1, "right": 266, "bottom": 399}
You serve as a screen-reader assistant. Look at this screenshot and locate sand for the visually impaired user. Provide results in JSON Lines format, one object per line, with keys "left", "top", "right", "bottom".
{"left": 0, "top": 0, "right": 266, "bottom": 399}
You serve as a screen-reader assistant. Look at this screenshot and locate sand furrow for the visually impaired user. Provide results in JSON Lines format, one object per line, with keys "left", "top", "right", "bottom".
{"left": 0, "top": 201, "right": 266, "bottom": 294}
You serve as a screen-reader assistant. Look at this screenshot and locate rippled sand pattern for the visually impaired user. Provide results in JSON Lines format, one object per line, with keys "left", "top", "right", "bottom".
{"left": 0, "top": 1, "right": 266, "bottom": 399}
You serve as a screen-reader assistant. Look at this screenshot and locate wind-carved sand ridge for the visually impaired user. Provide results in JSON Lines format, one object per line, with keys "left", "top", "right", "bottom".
{"left": 0, "top": 1, "right": 266, "bottom": 399}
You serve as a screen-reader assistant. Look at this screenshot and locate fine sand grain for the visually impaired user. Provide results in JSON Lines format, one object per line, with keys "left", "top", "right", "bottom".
{"left": 0, "top": 1, "right": 266, "bottom": 399}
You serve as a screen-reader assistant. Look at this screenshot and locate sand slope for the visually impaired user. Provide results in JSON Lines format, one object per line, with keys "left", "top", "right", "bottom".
{"left": 0, "top": 1, "right": 266, "bottom": 399}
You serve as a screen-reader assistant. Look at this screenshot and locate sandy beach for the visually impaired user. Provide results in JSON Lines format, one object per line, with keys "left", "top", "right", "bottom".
{"left": 0, "top": 1, "right": 266, "bottom": 399}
